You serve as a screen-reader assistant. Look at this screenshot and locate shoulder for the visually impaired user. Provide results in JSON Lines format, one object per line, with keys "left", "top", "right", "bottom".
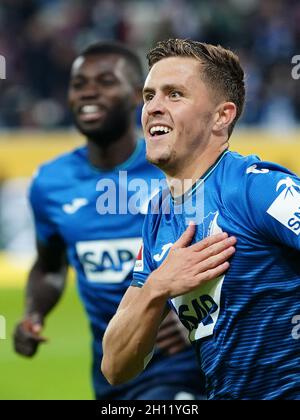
{"left": 220, "top": 151, "right": 300, "bottom": 222}
{"left": 221, "top": 150, "right": 262, "bottom": 181}
{"left": 29, "top": 146, "right": 87, "bottom": 201}
{"left": 34, "top": 146, "right": 87, "bottom": 182}
{"left": 31, "top": 146, "right": 86, "bottom": 189}
{"left": 221, "top": 150, "right": 297, "bottom": 197}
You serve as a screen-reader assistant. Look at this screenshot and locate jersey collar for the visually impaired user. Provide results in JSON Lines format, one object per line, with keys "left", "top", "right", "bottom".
{"left": 172, "top": 150, "right": 229, "bottom": 205}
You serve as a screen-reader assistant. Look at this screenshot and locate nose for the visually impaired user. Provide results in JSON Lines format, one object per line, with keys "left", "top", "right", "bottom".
{"left": 145, "top": 93, "right": 166, "bottom": 116}
{"left": 79, "top": 82, "right": 100, "bottom": 101}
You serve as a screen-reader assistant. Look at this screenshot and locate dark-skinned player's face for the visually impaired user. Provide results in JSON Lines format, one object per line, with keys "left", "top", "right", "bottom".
{"left": 68, "top": 53, "right": 139, "bottom": 145}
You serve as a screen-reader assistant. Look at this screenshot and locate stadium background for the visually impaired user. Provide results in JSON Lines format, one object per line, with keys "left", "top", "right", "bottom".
{"left": 0, "top": 0, "right": 299, "bottom": 400}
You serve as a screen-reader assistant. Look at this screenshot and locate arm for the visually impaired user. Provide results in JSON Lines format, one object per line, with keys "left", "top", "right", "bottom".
{"left": 102, "top": 224, "right": 236, "bottom": 385}
{"left": 102, "top": 281, "right": 168, "bottom": 385}
{"left": 13, "top": 235, "right": 68, "bottom": 357}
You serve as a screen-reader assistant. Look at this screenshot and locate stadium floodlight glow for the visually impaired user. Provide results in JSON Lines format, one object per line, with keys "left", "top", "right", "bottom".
{"left": 0, "top": 315, "right": 6, "bottom": 340}
{"left": 0, "top": 55, "right": 6, "bottom": 80}
{"left": 291, "top": 55, "right": 300, "bottom": 80}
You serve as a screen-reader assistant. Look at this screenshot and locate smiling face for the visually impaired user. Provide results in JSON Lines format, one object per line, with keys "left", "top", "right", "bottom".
{"left": 68, "top": 53, "right": 138, "bottom": 145}
{"left": 142, "top": 56, "right": 220, "bottom": 174}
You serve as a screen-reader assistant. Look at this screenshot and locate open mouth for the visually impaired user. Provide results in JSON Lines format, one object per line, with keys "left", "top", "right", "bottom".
{"left": 78, "top": 104, "right": 106, "bottom": 122}
{"left": 149, "top": 125, "right": 173, "bottom": 138}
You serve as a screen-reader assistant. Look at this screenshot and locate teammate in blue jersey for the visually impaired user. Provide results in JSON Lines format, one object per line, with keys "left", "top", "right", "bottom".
{"left": 11, "top": 41, "right": 229, "bottom": 400}
{"left": 102, "top": 39, "right": 300, "bottom": 400}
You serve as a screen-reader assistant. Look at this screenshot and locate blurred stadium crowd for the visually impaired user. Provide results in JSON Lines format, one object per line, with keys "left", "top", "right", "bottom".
{"left": 0, "top": 0, "right": 299, "bottom": 131}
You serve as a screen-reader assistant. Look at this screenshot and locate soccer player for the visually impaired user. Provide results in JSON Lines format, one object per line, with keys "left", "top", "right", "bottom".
{"left": 102, "top": 39, "right": 300, "bottom": 400}
{"left": 12, "top": 41, "right": 232, "bottom": 400}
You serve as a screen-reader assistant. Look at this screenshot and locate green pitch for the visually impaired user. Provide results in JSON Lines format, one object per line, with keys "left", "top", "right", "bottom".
{"left": 0, "top": 284, "right": 93, "bottom": 400}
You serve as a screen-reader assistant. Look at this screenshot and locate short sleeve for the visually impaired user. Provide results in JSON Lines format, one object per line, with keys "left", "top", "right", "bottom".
{"left": 29, "top": 172, "right": 59, "bottom": 244}
{"left": 226, "top": 162, "right": 300, "bottom": 251}
{"left": 131, "top": 212, "right": 155, "bottom": 288}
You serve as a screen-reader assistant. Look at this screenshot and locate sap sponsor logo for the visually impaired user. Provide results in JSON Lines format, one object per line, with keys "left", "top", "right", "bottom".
{"left": 291, "top": 315, "right": 300, "bottom": 340}
{"left": 171, "top": 276, "right": 224, "bottom": 341}
{"left": 0, "top": 315, "right": 6, "bottom": 340}
{"left": 267, "top": 177, "right": 300, "bottom": 235}
{"left": 246, "top": 164, "right": 270, "bottom": 174}
{"left": 178, "top": 294, "right": 218, "bottom": 331}
{"left": 76, "top": 238, "right": 141, "bottom": 283}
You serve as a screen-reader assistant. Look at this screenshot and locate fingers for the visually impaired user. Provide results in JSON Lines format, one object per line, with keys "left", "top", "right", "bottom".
{"left": 156, "top": 338, "right": 189, "bottom": 355}
{"left": 190, "top": 232, "right": 229, "bottom": 252}
{"left": 32, "top": 324, "right": 42, "bottom": 335}
{"left": 196, "top": 260, "right": 231, "bottom": 284}
{"left": 173, "top": 222, "right": 196, "bottom": 249}
{"left": 195, "top": 245, "right": 235, "bottom": 274}
{"left": 13, "top": 320, "right": 47, "bottom": 358}
{"left": 192, "top": 235, "right": 236, "bottom": 262}
{"left": 156, "top": 331, "right": 189, "bottom": 355}
{"left": 156, "top": 310, "right": 189, "bottom": 354}
{"left": 157, "top": 319, "right": 186, "bottom": 338}
{"left": 160, "top": 309, "right": 180, "bottom": 327}
{"left": 22, "top": 319, "right": 47, "bottom": 342}
{"left": 13, "top": 325, "right": 45, "bottom": 357}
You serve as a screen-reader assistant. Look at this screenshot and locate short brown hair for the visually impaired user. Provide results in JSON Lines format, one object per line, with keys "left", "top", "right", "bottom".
{"left": 147, "top": 39, "right": 245, "bottom": 137}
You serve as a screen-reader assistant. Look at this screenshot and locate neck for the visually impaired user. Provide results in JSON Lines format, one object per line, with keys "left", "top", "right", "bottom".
{"left": 86, "top": 128, "right": 137, "bottom": 170}
{"left": 166, "top": 138, "right": 228, "bottom": 198}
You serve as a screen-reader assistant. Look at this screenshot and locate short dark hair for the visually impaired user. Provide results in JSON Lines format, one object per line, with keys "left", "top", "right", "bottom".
{"left": 147, "top": 39, "right": 245, "bottom": 137}
{"left": 79, "top": 41, "right": 144, "bottom": 88}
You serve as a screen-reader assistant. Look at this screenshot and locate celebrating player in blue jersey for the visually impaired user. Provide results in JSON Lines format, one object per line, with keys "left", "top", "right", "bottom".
{"left": 102, "top": 39, "right": 300, "bottom": 400}
{"left": 12, "top": 41, "right": 233, "bottom": 400}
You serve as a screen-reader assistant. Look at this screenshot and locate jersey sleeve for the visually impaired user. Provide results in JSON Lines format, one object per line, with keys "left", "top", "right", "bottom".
{"left": 226, "top": 161, "right": 300, "bottom": 251}
{"left": 29, "top": 171, "right": 59, "bottom": 244}
{"left": 131, "top": 211, "right": 155, "bottom": 288}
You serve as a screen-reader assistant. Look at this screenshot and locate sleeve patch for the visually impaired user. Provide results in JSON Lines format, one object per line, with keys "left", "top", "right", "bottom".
{"left": 133, "top": 244, "right": 144, "bottom": 272}
{"left": 267, "top": 177, "right": 300, "bottom": 236}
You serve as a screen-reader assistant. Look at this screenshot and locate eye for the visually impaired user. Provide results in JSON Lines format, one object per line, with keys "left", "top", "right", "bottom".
{"left": 71, "top": 80, "right": 84, "bottom": 90}
{"left": 170, "top": 91, "right": 182, "bottom": 99}
{"left": 100, "top": 77, "right": 117, "bottom": 86}
{"left": 144, "top": 93, "right": 154, "bottom": 102}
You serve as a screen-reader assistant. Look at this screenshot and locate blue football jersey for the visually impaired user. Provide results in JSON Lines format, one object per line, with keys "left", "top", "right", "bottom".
{"left": 132, "top": 150, "right": 300, "bottom": 400}
{"left": 29, "top": 140, "right": 203, "bottom": 398}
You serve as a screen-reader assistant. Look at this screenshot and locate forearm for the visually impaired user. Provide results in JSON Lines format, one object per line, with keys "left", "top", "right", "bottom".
{"left": 25, "top": 261, "right": 67, "bottom": 320}
{"left": 102, "top": 278, "right": 168, "bottom": 385}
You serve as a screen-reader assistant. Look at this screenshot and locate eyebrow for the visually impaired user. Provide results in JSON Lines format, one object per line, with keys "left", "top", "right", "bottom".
{"left": 143, "top": 83, "right": 187, "bottom": 95}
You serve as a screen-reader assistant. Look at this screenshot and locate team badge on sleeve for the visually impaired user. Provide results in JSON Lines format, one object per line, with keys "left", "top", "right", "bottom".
{"left": 134, "top": 244, "right": 144, "bottom": 272}
{"left": 267, "top": 177, "right": 300, "bottom": 235}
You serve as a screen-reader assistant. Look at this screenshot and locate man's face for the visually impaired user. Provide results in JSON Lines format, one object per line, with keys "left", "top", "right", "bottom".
{"left": 68, "top": 53, "right": 138, "bottom": 144}
{"left": 142, "top": 57, "right": 218, "bottom": 172}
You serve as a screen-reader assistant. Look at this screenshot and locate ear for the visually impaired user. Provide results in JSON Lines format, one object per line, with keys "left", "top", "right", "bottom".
{"left": 213, "top": 102, "right": 237, "bottom": 134}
